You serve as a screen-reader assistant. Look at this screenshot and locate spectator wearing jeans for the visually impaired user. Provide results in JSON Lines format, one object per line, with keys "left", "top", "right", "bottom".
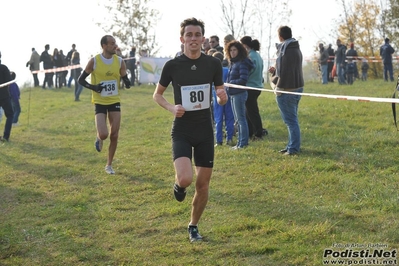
{"left": 269, "top": 26, "right": 304, "bottom": 156}
{"left": 225, "top": 41, "right": 254, "bottom": 150}
{"left": 318, "top": 43, "right": 329, "bottom": 84}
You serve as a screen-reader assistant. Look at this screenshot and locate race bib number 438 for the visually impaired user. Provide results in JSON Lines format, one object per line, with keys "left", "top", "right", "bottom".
{"left": 101, "top": 80, "right": 119, "bottom": 97}
{"left": 181, "top": 83, "right": 210, "bottom": 111}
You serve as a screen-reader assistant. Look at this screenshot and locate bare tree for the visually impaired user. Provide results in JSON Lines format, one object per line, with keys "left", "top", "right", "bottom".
{"left": 218, "top": 0, "right": 291, "bottom": 82}
{"left": 220, "top": 0, "right": 250, "bottom": 38}
{"left": 338, "top": 0, "right": 357, "bottom": 43}
{"left": 97, "top": 0, "right": 159, "bottom": 56}
{"left": 380, "top": 0, "right": 399, "bottom": 49}
{"left": 252, "top": 0, "right": 291, "bottom": 75}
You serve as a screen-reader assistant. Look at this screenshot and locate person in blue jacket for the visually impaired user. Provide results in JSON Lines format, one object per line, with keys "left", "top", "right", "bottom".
{"left": 9, "top": 71, "right": 21, "bottom": 125}
{"left": 225, "top": 41, "right": 254, "bottom": 149}
{"left": 212, "top": 51, "right": 234, "bottom": 147}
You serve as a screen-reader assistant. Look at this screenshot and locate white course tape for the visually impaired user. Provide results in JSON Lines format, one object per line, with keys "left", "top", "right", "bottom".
{"left": 0, "top": 79, "right": 17, "bottom": 88}
{"left": 224, "top": 83, "right": 399, "bottom": 104}
{"left": 31, "top": 64, "right": 82, "bottom": 74}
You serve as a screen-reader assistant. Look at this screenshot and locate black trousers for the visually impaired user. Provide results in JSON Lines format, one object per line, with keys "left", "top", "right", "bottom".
{"left": 32, "top": 73, "right": 39, "bottom": 87}
{"left": 0, "top": 97, "right": 14, "bottom": 140}
{"left": 245, "top": 89, "right": 263, "bottom": 138}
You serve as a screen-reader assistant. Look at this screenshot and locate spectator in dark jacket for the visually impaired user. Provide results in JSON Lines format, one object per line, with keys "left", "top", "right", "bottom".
{"left": 40, "top": 44, "right": 54, "bottom": 89}
{"left": 346, "top": 43, "right": 359, "bottom": 80}
{"left": 71, "top": 51, "right": 83, "bottom": 101}
{"left": 225, "top": 41, "right": 254, "bottom": 149}
{"left": 361, "top": 58, "right": 369, "bottom": 81}
{"left": 268, "top": 26, "right": 304, "bottom": 156}
{"left": 0, "top": 52, "right": 14, "bottom": 141}
{"left": 335, "top": 39, "right": 347, "bottom": 85}
{"left": 9, "top": 71, "right": 21, "bottom": 125}
{"left": 346, "top": 59, "right": 355, "bottom": 85}
{"left": 66, "top": 44, "right": 76, "bottom": 88}
{"left": 318, "top": 43, "right": 329, "bottom": 84}
{"left": 53, "top": 48, "right": 67, "bottom": 88}
{"left": 380, "top": 38, "right": 395, "bottom": 82}
{"left": 327, "top": 44, "right": 335, "bottom": 82}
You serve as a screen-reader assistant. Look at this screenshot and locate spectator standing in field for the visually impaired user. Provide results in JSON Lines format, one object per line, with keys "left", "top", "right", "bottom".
{"left": 26, "top": 48, "right": 40, "bottom": 87}
{"left": 66, "top": 44, "right": 76, "bottom": 88}
{"left": 327, "top": 44, "right": 335, "bottom": 82}
{"left": 152, "top": 17, "right": 227, "bottom": 242}
{"left": 40, "top": 44, "right": 54, "bottom": 89}
{"left": 361, "top": 58, "right": 369, "bottom": 81}
{"left": 0, "top": 52, "right": 14, "bottom": 142}
{"left": 116, "top": 48, "right": 126, "bottom": 89}
{"left": 127, "top": 46, "right": 137, "bottom": 86}
{"left": 212, "top": 51, "right": 234, "bottom": 147}
{"left": 240, "top": 36, "right": 266, "bottom": 140}
{"left": 59, "top": 50, "right": 68, "bottom": 87}
{"left": 225, "top": 40, "right": 254, "bottom": 150}
{"left": 346, "top": 58, "right": 355, "bottom": 85}
{"left": 71, "top": 51, "right": 83, "bottom": 101}
{"left": 78, "top": 35, "right": 131, "bottom": 175}
{"left": 346, "top": 43, "right": 359, "bottom": 80}
{"left": 9, "top": 71, "right": 21, "bottom": 126}
{"left": 380, "top": 38, "right": 395, "bottom": 82}
{"left": 53, "top": 49, "right": 68, "bottom": 88}
{"left": 335, "top": 39, "right": 347, "bottom": 85}
{"left": 318, "top": 43, "right": 329, "bottom": 84}
{"left": 268, "top": 26, "right": 304, "bottom": 156}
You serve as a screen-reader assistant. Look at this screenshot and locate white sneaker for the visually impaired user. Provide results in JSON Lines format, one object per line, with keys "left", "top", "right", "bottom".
{"left": 12, "top": 123, "right": 20, "bottom": 126}
{"left": 105, "top": 165, "right": 115, "bottom": 174}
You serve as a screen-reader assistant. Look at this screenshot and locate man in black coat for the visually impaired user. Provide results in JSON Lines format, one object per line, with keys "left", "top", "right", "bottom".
{"left": 40, "top": 44, "right": 54, "bottom": 89}
{"left": 0, "top": 52, "right": 14, "bottom": 142}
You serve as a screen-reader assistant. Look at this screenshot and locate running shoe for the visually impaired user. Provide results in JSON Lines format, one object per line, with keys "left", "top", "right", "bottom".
{"left": 105, "top": 165, "right": 115, "bottom": 174}
{"left": 188, "top": 225, "right": 203, "bottom": 242}
{"left": 173, "top": 183, "right": 186, "bottom": 202}
{"left": 95, "top": 137, "right": 103, "bottom": 152}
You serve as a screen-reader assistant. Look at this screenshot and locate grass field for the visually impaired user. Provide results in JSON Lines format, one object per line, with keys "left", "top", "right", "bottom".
{"left": 0, "top": 79, "right": 398, "bottom": 266}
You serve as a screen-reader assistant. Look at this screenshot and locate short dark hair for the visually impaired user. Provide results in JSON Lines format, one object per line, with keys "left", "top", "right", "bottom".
{"left": 101, "top": 35, "right": 113, "bottom": 47}
{"left": 180, "top": 17, "right": 205, "bottom": 37}
{"left": 240, "top": 36, "right": 261, "bottom": 51}
{"left": 210, "top": 35, "right": 220, "bottom": 42}
{"left": 225, "top": 41, "right": 248, "bottom": 62}
{"left": 385, "top": 38, "right": 390, "bottom": 43}
{"left": 278, "top": 26, "right": 292, "bottom": 41}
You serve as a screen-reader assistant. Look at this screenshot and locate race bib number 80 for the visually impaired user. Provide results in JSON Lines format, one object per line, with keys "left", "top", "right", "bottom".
{"left": 101, "top": 80, "right": 119, "bottom": 97}
{"left": 181, "top": 83, "right": 210, "bottom": 111}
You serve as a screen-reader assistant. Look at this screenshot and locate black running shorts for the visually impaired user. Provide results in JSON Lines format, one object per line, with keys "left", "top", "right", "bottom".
{"left": 95, "top": 102, "right": 121, "bottom": 114}
{"left": 172, "top": 120, "right": 214, "bottom": 168}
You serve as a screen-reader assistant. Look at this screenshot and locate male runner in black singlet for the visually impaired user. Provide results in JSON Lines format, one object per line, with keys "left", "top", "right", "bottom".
{"left": 153, "top": 17, "right": 227, "bottom": 242}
